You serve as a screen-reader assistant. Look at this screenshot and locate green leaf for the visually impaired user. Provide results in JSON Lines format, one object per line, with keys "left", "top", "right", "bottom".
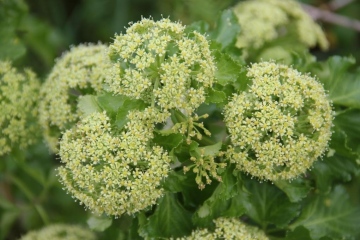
{"left": 291, "top": 185, "right": 360, "bottom": 239}
{"left": 87, "top": 215, "right": 113, "bottom": 232}
{"left": 311, "top": 109, "right": 360, "bottom": 192}
{"left": 142, "top": 193, "right": 193, "bottom": 238}
{"left": 97, "top": 93, "right": 128, "bottom": 116}
{"left": 311, "top": 56, "right": 360, "bottom": 109}
{"left": 332, "top": 109, "right": 360, "bottom": 158}
{"left": 214, "top": 50, "right": 242, "bottom": 86}
{"left": 153, "top": 132, "right": 183, "bottom": 152}
{"left": 78, "top": 95, "right": 101, "bottom": 117}
{"left": 285, "top": 226, "right": 312, "bottom": 240}
{"left": 312, "top": 154, "right": 358, "bottom": 193}
{"left": 274, "top": 178, "right": 312, "bottom": 203}
{"left": 0, "top": 195, "right": 16, "bottom": 210}
{"left": 0, "top": 27, "right": 26, "bottom": 61}
{"left": 178, "top": 170, "right": 217, "bottom": 209}
{"left": 205, "top": 88, "right": 226, "bottom": 104}
{"left": 210, "top": 9, "right": 241, "bottom": 50}
{"left": 222, "top": 45, "right": 246, "bottom": 65}
{"left": 0, "top": 210, "right": 20, "bottom": 240}
{"left": 242, "top": 178, "right": 300, "bottom": 228}
{"left": 184, "top": 21, "right": 210, "bottom": 35}
{"left": 193, "top": 167, "right": 247, "bottom": 227}
{"left": 115, "top": 98, "right": 147, "bottom": 130}
{"left": 199, "top": 141, "right": 222, "bottom": 157}
{"left": 0, "top": 0, "right": 28, "bottom": 61}
{"left": 163, "top": 170, "right": 187, "bottom": 193}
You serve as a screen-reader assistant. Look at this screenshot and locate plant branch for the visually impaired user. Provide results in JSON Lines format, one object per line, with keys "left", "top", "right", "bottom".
{"left": 328, "top": 0, "right": 354, "bottom": 10}
{"left": 301, "top": 3, "right": 360, "bottom": 32}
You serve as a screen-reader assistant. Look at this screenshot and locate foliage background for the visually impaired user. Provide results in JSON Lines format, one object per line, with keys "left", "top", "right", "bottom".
{"left": 0, "top": 0, "right": 359, "bottom": 239}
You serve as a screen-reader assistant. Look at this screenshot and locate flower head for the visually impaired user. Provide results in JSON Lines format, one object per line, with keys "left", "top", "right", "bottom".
{"left": 233, "top": 0, "right": 328, "bottom": 52}
{"left": 0, "top": 61, "right": 40, "bottom": 156}
{"left": 20, "top": 224, "right": 96, "bottom": 240}
{"left": 58, "top": 109, "right": 171, "bottom": 216}
{"left": 224, "top": 62, "right": 333, "bottom": 181}
{"left": 179, "top": 217, "right": 268, "bottom": 240}
{"left": 107, "top": 18, "right": 215, "bottom": 115}
{"left": 39, "top": 43, "right": 111, "bottom": 152}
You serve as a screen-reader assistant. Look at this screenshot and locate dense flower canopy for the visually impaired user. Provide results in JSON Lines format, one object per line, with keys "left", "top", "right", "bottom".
{"left": 19, "top": 224, "right": 96, "bottom": 240}
{"left": 233, "top": 0, "right": 329, "bottom": 52}
{"left": 179, "top": 217, "right": 269, "bottom": 240}
{"left": 107, "top": 18, "right": 216, "bottom": 115}
{"left": 0, "top": 61, "right": 40, "bottom": 156}
{"left": 58, "top": 109, "right": 171, "bottom": 216}
{"left": 224, "top": 62, "right": 333, "bottom": 180}
{"left": 38, "top": 43, "right": 111, "bottom": 152}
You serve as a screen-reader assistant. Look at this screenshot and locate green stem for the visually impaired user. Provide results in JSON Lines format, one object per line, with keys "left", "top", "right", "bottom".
{"left": 7, "top": 174, "right": 50, "bottom": 225}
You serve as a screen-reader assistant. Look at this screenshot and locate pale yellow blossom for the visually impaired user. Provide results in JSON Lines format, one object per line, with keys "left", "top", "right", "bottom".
{"left": 224, "top": 62, "right": 333, "bottom": 180}
{"left": 107, "top": 18, "right": 215, "bottom": 115}
{"left": 0, "top": 61, "right": 40, "bottom": 156}
{"left": 58, "top": 109, "right": 171, "bottom": 216}
{"left": 178, "top": 217, "right": 268, "bottom": 240}
{"left": 19, "top": 224, "right": 96, "bottom": 240}
{"left": 39, "top": 43, "right": 111, "bottom": 152}
{"left": 233, "top": 0, "right": 329, "bottom": 54}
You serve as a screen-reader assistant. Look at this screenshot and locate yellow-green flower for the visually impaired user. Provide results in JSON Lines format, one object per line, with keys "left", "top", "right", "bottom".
{"left": 0, "top": 61, "right": 40, "bottom": 156}
{"left": 233, "top": 0, "right": 328, "bottom": 53}
{"left": 58, "top": 108, "right": 171, "bottom": 216}
{"left": 224, "top": 62, "right": 333, "bottom": 181}
{"left": 179, "top": 217, "right": 268, "bottom": 240}
{"left": 107, "top": 18, "right": 215, "bottom": 115}
{"left": 38, "top": 43, "right": 111, "bottom": 152}
{"left": 19, "top": 224, "right": 96, "bottom": 240}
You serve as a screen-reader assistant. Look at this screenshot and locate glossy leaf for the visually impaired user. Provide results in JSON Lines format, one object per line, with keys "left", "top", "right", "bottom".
{"left": 311, "top": 56, "right": 360, "bottom": 109}
{"left": 274, "top": 178, "right": 312, "bottom": 203}
{"left": 141, "top": 193, "right": 193, "bottom": 238}
{"left": 77, "top": 95, "right": 101, "bottom": 117}
{"left": 285, "top": 226, "right": 312, "bottom": 240}
{"left": 332, "top": 109, "right": 360, "bottom": 158}
{"left": 193, "top": 167, "right": 247, "bottom": 227}
{"left": 153, "top": 132, "right": 183, "bottom": 152}
{"left": 210, "top": 9, "right": 241, "bottom": 50}
{"left": 312, "top": 154, "right": 358, "bottom": 193}
{"left": 97, "top": 93, "right": 128, "bottom": 116}
{"left": 184, "top": 20, "right": 210, "bottom": 35}
{"left": 87, "top": 215, "right": 113, "bottom": 232}
{"left": 205, "top": 88, "right": 226, "bottom": 104}
{"left": 291, "top": 185, "right": 360, "bottom": 239}
{"left": 163, "top": 170, "right": 187, "bottom": 193}
{"left": 214, "top": 50, "right": 243, "bottom": 86}
{"left": 242, "top": 178, "right": 300, "bottom": 228}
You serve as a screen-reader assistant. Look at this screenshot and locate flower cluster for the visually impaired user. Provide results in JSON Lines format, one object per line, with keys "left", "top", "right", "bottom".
{"left": 224, "top": 62, "right": 333, "bottom": 180}
{"left": 0, "top": 61, "right": 40, "bottom": 156}
{"left": 233, "top": 0, "right": 328, "bottom": 53}
{"left": 179, "top": 217, "right": 268, "bottom": 240}
{"left": 20, "top": 224, "right": 96, "bottom": 240}
{"left": 107, "top": 18, "right": 215, "bottom": 115}
{"left": 38, "top": 43, "right": 111, "bottom": 152}
{"left": 58, "top": 108, "right": 171, "bottom": 216}
{"left": 184, "top": 146, "right": 226, "bottom": 190}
